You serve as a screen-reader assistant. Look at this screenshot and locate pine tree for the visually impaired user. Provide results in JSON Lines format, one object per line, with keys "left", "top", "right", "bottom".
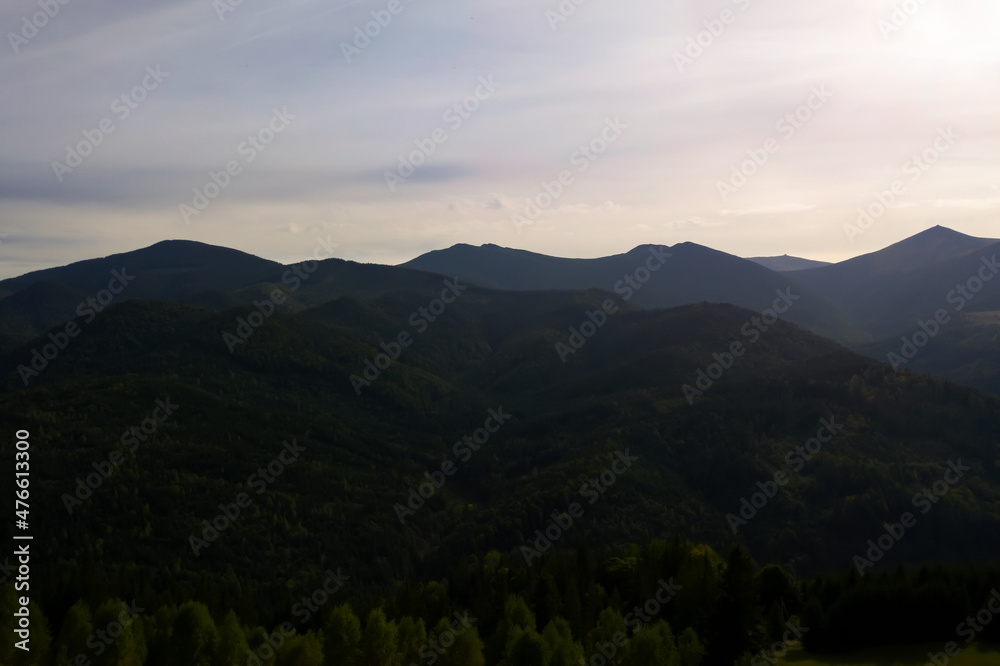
{"left": 707, "top": 547, "right": 761, "bottom": 666}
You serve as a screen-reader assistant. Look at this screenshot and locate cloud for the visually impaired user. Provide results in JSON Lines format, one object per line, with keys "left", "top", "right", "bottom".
{"left": 664, "top": 217, "right": 728, "bottom": 229}
{"left": 3, "top": 0, "right": 1000, "bottom": 274}
{"left": 718, "top": 204, "right": 817, "bottom": 217}
{"left": 924, "top": 198, "right": 1000, "bottom": 210}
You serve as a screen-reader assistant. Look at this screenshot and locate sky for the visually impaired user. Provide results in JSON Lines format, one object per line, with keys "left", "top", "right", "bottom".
{"left": 1, "top": 0, "right": 999, "bottom": 278}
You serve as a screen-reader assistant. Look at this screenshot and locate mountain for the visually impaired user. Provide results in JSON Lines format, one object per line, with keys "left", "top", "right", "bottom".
{"left": 0, "top": 239, "right": 477, "bottom": 355}
{"left": 2, "top": 287, "right": 999, "bottom": 607}
{"left": 770, "top": 226, "right": 1000, "bottom": 395}
{"left": 401, "top": 242, "right": 869, "bottom": 345}
{"left": 791, "top": 226, "right": 1000, "bottom": 338}
{"left": 747, "top": 255, "right": 831, "bottom": 271}
{"left": 0, "top": 239, "right": 285, "bottom": 299}
{"left": 0, "top": 240, "right": 286, "bottom": 354}
{"left": 3, "top": 235, "right": 1000, "bottom": 661}
{"left": 5, "top": 226, "right": 1000, "bottom": 392}
{"left": 856, "top": 310, "right": 1000, "bottom": 396}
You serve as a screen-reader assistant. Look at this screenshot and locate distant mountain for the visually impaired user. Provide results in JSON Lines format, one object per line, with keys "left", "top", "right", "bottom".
{"left": 0, "top": 239, "right": 555, "bottom": 354}
{"left": 6, "top": 227, "right": 1000, "bottom": 393}
{"left": 792, "top": 226, "right": 1000, "bottom": 338}
{"left": 401, "top": 242, "right": 869, "bottom": 344}
{"left": 0, "top": 240, "right": 285, "bottom": 353}
{"left": 0, "top": 239, "right": 284, "bottom": 299}
{"left": 747, "top": 255, "right": 831, "bottom": 272}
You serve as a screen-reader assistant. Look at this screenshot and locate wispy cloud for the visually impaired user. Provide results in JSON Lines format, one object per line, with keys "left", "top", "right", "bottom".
{"left": 718, "top": 204, "right": 817, "bottom": 217}
{"left": 665, "top": 217, "right": 729, "bottom": 229}
{"left": 2, "top": 0, "right": 1000, "bottom": 276}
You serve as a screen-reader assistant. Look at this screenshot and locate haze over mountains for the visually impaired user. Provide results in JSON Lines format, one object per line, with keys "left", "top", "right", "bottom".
{"left": 403, "top": 241, "right": 867, "bottom": 345}
{"left": 792, "top": 226, "right": 1000, "bottom": 337}
{"left": 400, "top": 225, "right": 1000, "bottom": 394}
{"left": 402, "top": 226, "right": 999, "bottom": 340}
{"left": 3, "top": 225, "right": 999, "bottom": 395}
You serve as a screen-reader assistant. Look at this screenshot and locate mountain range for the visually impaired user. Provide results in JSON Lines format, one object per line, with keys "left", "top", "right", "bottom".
{"left": 2, "top": 224, "right": 1000, "bottom": 660}
{"left": 401, "top": 225, "right": 1000, "bottom": 394}
{"left": 4, "top": 225, "right": 999, "bottom": 394}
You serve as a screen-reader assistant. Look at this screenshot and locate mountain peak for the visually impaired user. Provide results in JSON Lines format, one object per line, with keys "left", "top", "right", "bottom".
{"left": 914, "top": 225, "right": 968, "bottom": 239}
{"left": 878, "top": 225, "right": 997, "bottom": 261}
{"left": 748, "top": 255, "right": 832, "bottom": 272}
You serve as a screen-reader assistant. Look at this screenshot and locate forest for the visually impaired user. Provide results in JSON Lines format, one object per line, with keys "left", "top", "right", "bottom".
{"left": 2, "top": 539, "right": 999, "bottom": 665}
{"left": 1, "top": 267, "right": 999, "bottom": 665}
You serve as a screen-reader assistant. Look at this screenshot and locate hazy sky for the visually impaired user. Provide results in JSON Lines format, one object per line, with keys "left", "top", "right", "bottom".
{"left": 2, "top": 0, "right": 999, "bottom": 278}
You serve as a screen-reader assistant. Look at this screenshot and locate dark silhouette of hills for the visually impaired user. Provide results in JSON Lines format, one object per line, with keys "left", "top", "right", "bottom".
{"left": 402, "top": 242, "right": 868, "bottom": 344}
{"left": 747, "top": 254, "right": 831, "bottom": 271}
{"left": 2, "top": 284, "right": 998, "bottom": 595}
{"left": 4, "top": 226, "right": 1000, "bottom": 393}
{"left": 792, "top": 225, "right": 1000, "bottom": 337}
{"left": 3, "top": 228, "right": 1000, "bottom": 640}
{"left": 1, "top": 239, "right": 285, "bottom": 299}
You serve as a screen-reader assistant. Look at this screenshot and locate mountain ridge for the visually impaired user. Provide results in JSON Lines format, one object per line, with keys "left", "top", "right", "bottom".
{"left": 4, "top": 226, "right": 1000, "bottom": 393}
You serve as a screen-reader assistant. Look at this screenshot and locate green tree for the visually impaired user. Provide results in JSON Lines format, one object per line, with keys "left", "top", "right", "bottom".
{"left": 439, "top": 624, "right": 485, "bottom": 666}
{"left": 54, "top": 599, "right": 94, "bottom": 665}
{"left": 676, "top": 627, "right": 704, "bottom": 666}
{"left": 171, "top": 601, "right": 218, "bottom": 666}
{"left": 92, "top": 599, "right": 146, "bottom": 666}
{"left": 533, "top": 572, "right": 561, "bottom": 630}
{"left": 671, "top": 544, "right": 723, "bottom": 638}
{"left": 486, "top": 595, "right": 536, "bottom": 665}
{"left": 707, "top": 547, "right": 760, "bottom": 666}
{"left": 501, "top": 628, "right": 546, "bottom": 666}
{"left": 361, "top": 609, "right": 398, "bottom": 666}
{"left": 277, "top": 632, "right": 324, "bottom": 666}
{"left": 214, "top": 609, "right": 249, "bottom": 666}
{"left": 323, "top": 604, "right": 361, "bottom": 666}
{"left": 145, "top": 606, "right": 178, "bottom": 666}
{"left": 10, "top": 600, "right": 53, "bottom": 666}
{"left": 585, "top": 607, "right": 626, "bottom": 663}
{"left": 621, "top": 620, "right": 678, "bottom": 666}
{"left": 395, "top": 615, "right": 426, "bottom": 666}
{"left": 542, "top": 617, "right": 583, "bottom": 666}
